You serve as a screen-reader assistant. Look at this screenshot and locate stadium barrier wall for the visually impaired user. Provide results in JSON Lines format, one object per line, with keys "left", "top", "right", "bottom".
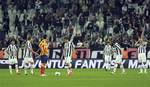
{"left": 0, "top": 59, "right": 150, "bottom": 69}
{"left": 0, "top": 47, "right": 150, "bottom": 69}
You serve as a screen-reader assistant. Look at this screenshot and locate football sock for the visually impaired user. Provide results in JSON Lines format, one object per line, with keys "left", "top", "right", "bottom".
{"left": 113, "top": 64, "right": 118, "bottom": 73}
{"left": 15, "top": 64, "right": 19, "bottom": 73}
{"left": 120, "top": 64, "right": 125, "bottom": 73}
{"left": 30, "top": 64, "right": 34, "bottom": 74}
{"left": 9, "top": 65, "right": 12, "bottom": 74}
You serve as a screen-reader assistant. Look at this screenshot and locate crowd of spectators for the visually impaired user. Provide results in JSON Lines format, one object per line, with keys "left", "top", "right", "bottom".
{"left": 0, "top": 0, "right": 150, "bottom": 50}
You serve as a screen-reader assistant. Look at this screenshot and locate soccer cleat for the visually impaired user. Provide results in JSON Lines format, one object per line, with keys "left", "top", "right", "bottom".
{"left": 121, "top": 72, "right": 126, "bottom": 74}
{"left": 107, "top": 68, "right": 111, "bottom": 71}
{"left": 31, "top": 72, "right": 34, "bottom": 75}
{"left": 121, "top": 69, "right": 125, "bottom": 74}
{"left": 31, "top": 71, "right": 34, "bottom": 75}
{"left": 111, "top": 72, "right": 115, "bottom": 74}
{"left": 144, "top": 69, "right": 147, "bottom": 74}
{"left": 10, "top": 72, "right": 13, "bottom": 75}
{"left": 144, "top": 71, "right": 147, "bottom": 74}
{"left": 16, "top": 71, "right": 20, "bottom": 75}
{"left": 16, "top": 72, "right": 21, "bottom": 75}
{"left": 40, "top": 74, "right": 47, "bottom": 77}
{"left": 24, "top": 71, "right": 27, "bottom": 75}
{"left": 67, "top": 70, "right": 73, "bottom": 76}
{"left": 138, "top": 71, "right": 143, "bottom": 74}
{"left": 139, "top": 69, "right": 143, "bottom": 74}
{"left": 105, "top": 67, "right": 109, "bottom": 71}
{"left": 9, "top": 70, "right": 13, "bottom": 75}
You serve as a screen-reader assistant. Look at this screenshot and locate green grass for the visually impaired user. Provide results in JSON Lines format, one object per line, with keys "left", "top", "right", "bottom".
{"left": 0, "top": 69, "right": 150, "bottom": 87}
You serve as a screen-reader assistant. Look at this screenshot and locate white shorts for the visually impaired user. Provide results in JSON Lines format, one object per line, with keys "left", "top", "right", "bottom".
{"left": 65, "top": 56, "right": 72, "bottom": 64}
{"left": 24, "top": 57, "right": 34, "bottom": 64}
{"left": 115, "top": 55, "right": 123, "bottom": 64}
{"left": 138, "top": 53, "right": 146, "bottom": 63}
{"left": 104, "top": 55, "right": 112, "bottom": 62}
{"left": 9, "top": 58, "right": 18, "bottom": 65}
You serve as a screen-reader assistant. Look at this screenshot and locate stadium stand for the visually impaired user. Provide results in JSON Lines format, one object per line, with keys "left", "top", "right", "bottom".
{"left": 0, "top": 0, "right": 149, "bottom": 50}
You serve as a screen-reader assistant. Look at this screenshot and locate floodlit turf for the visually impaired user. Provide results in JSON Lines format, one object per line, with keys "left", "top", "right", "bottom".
{"left": 0, "top": 69, "right": 150, "bottom": 87}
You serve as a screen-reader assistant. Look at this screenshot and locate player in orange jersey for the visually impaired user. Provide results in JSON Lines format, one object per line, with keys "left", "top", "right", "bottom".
{"left": 39, "top": 35, "right": 49, "bottom": 76}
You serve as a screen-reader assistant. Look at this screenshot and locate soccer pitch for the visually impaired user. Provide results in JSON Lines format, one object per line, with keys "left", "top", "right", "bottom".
{"left": 0, "top": 69, "right": 150, "bottom": 87}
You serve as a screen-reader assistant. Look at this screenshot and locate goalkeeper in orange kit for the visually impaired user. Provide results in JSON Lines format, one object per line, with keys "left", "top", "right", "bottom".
{"left": 39, "top": 35, "right": 49, "bottom": 76}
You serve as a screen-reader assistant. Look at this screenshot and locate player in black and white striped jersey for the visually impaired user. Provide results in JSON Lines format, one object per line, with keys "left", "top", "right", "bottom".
{"left": 23, "top": 36, "right": 39, "bottom": 75}
{"left": 61, "top": 27, "right": 75, "bottom": 76}
{"left": 135, "top": 39, "right": 147, "bottom": 74}
{"left": 5, "top": 39, "right": 19, "bottom": 74}
{"left": 103, "top": 41, "right": 113, "bottom": 71}
{"left": 112, "top": 43, "right": 125, "bottom": 74}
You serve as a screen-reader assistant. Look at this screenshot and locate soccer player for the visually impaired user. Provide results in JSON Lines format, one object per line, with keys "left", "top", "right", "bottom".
{"left": 112, "top": 43, "right": 125, "bottom": 74}
{"left": 5, "top": 39, "right": 19, "bottom": 74}
{"left": 39, "top": 35, "right": 49, "bottom": 76}
{"left": 135, "top": 39, "right": 147, "bottom": 74}
{"left": 61, "top": 28, "right": 75, "bottom": 76}
{"left": 103, "top": 41, "right": 113, "bottom": 71}
{"left": 23, "top": 36, "right": 38, "bottom": 75}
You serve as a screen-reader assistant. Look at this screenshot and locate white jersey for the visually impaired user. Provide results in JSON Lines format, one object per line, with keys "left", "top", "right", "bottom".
{"left": 138, "top": 44, "right": 146, "bottom": 54}
{"left": 6, "top": 44, "right": 17, "bottom": 59}
{"left": 114, "top": 44, "right": 122, "bottom": 55}
{"left": 103, "top": 44, "right": 112, "bottom": 56}
{"left": 113, "top": 43, "right": 123, "bottom": 63}
{"left": 64, "top": 41, "right": 75, "bottom": 57}
{"left": 23, "top": 41, "right": 32, "bottom": 58}
{"left": 137, "top": 43, "right": 147, "bottom": 63}
{"left": 64, "top": 26, "right": 76, "bottom": 57}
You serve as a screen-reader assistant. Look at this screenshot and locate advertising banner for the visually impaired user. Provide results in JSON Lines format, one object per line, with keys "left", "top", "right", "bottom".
{"left": 0, "top": 47, "right": 150, "bottom": 69}
{"left": 0, "top": 59, "right": 150, "bottom": 69}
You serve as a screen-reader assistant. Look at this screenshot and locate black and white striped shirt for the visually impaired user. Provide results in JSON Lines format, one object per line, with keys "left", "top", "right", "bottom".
{"left": 114, "top": 43, "right": 122, "bottom": 55}
{"left": 64, "top": 41, "right": 75, "bottom": 57}
{"left": 6, "top": 44, "right": 17, "bottom": 59}
{"left": 23, "top": 41, "right": 32, "bottom": 58}
{"left": 64, "top": 27, "right": 76, "bottom": 57}
{"left": 103, "top": 45, "right": 112, "bottom": 56}
{"left": 138, "top": 44, "right": 146, "bottom": 54}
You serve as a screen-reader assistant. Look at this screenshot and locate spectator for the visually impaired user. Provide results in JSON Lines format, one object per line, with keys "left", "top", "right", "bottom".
{"left": 76, "top": 40, "right": 83, "bottom": 48}
{"left": 0, "top": 0, "right": 149, "bottom": 50}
